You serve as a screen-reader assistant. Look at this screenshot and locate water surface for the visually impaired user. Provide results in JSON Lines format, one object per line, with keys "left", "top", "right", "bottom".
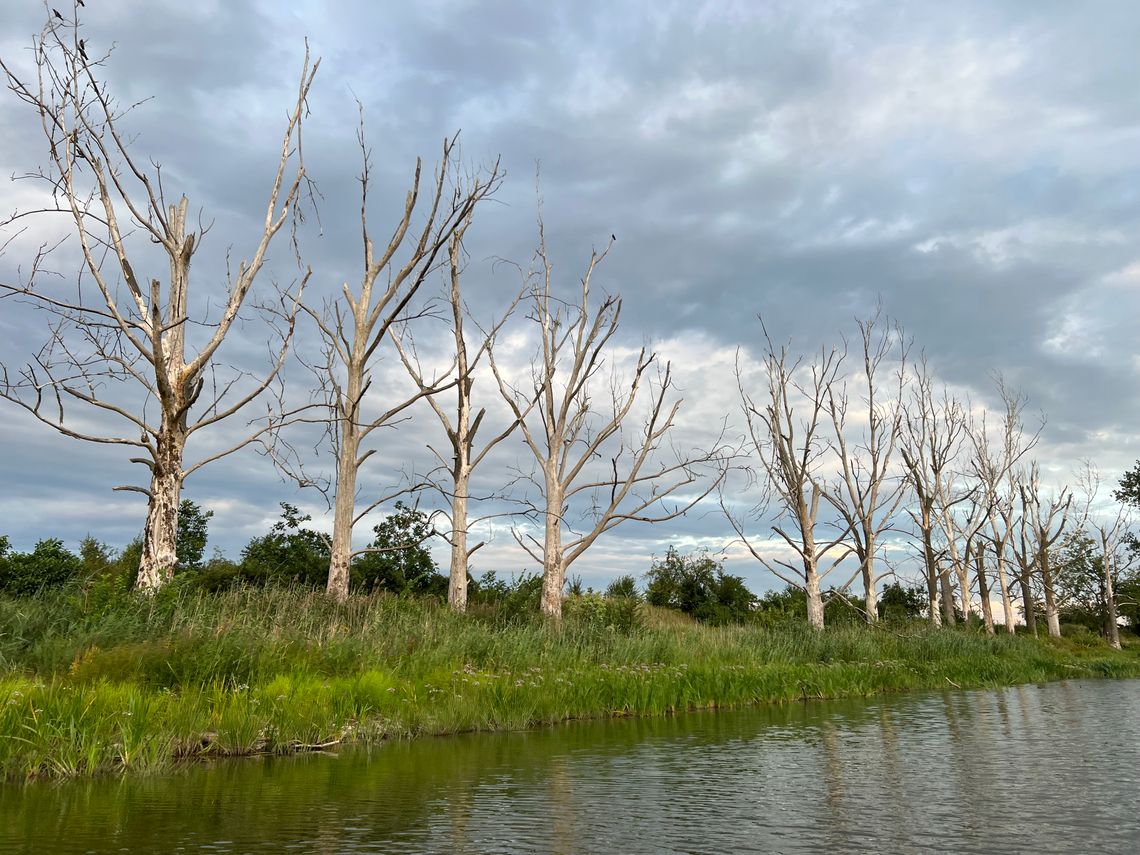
{"left": 2, "top": 678, "right": 1138, "bottom": 853}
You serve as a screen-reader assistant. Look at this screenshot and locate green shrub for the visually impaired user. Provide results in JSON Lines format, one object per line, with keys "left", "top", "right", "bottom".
{"left": 0, "top": 539, "right": 83, "bottom": 597}
{"left": 564, "top": 592, "right": 644, "bottom": 635}
{"left": 644, "top": 547, "right": 754, "bottom": 624}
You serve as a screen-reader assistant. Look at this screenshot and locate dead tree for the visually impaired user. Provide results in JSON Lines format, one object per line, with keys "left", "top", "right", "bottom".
{"left": 970, "top": 377, "right": 1040, "bottom": 634}
{"left": 1076, "top": 461, "right": 1129, "bottom": 649}
{"left": 0, "top": 10, "right": 316, "bottom": 592}
{"left": 823, "top": 309, "right": 908, "bottom": 622}
{"left": 390, "top": 218, "right": 529, "bottom": 613}
{"left": 490, "top": 224, "right": 723, "bottom": 620}
{"left": 726, "top": 324, "right": 850, "bottom": 631}
{"left": 286, "top": 125, "right": 502, "bottom": 602}
{"left": 899, "top": 357, "right": 968, "bottom": 625}
{"left": 1015, "top": 463, "right": 1072, "bottom": 638}
{"left": 935, "top": 454, "right": 991, "bottom": 629}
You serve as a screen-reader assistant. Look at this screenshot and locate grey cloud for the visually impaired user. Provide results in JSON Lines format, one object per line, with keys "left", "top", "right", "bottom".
{"left": 2, "top": 0, "right": 1139, "bottom": 587}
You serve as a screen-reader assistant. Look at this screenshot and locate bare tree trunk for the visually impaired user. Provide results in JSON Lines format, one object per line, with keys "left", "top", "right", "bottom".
{"left": 861, "top": 539, "right": 878, "bottom": 625}
{"left": 994, "top": 546, "right": 1016, "bottom": 634}
{"left": 975, "top": 546, "right": 995, "bottom": 635}
{"left": 448, "top": 457, "right": 471, "bottom": 612}
{"left": 137, "top": 426, "right": 186, "bottom": 591}
{"left": 940, "top": 568, "right": 957, "bottom": 626}
{"left": 328, "top": 414, "right": 361, "bottom": 601}
{"left": 540, "top": 475, "right": 565, "bottom": 619}
{"left": 1019, "top": 570, "right": 1037, "bottom": 635}
{"left": 446, "top": 315, "right": 473, "bottom": 611}
{"left": 947, "top": 538, "right": 973, "bottom": 627}
{"left": 1040, "top": 550, "right": 1061, "bottom": 638}
{"left": 806, "top": 565, "right": 825, "bottom": 631}
{"left": 1104, "top": 553, "right": 1121, "bottom": 650}
{"left": 921, "top": 529, "right": 942, "bottom": 626}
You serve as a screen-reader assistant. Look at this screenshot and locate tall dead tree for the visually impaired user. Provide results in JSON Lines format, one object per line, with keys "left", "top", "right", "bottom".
{"left": 935, "top": 454, "right": 991, "bottom": 628}
{"left": 726, "top": 325, "right": 849, "bottom": 631}
{"left": 390, "top": 219, "right": 529, "bottom": 613}
{"left": 970, "top": 378, "right": 1039, "bottom": 634}
{"left": 0, "top": 10, "right": 316, "bottom": 591}
{"left": 1015, "top": 463, "right": 1072, "bottom": 638}
{"left": 290, "top": 127, "right": 502, "bottom": 601}
{"left": 899, "top": 358, "right": 968, "bottom": 625}
{"left": 1076, "top": 461, "right": 1128, "bottom": 649}
{"left": 490, "top": 225, "right": 722, "bottom": 620}
{"left": 823, "top": 309, "right": 908, "bottom": 622}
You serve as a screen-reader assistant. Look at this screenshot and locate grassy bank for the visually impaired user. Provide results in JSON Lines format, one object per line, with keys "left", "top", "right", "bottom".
{"left": 2, "top": 585, "right": 1138, "bottom": 781}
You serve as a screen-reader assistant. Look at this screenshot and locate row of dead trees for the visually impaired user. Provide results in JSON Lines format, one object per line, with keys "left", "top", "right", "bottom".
{"left": 726, "top": 312, "right": 1132, "bottom": 645}
{"left": 0, "top": 11, "right": 1133, "bottom": 631}
{"left": 0, "top": 12, "right": 723, "bottom": 619}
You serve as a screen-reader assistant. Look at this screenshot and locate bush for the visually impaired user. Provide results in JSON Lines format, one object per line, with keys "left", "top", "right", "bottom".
{"left": 644, "top": 547, "right": 754, "bottom": 624}
{"left": 605, "top": 574, "right": 640, "bottom": 600}
{"left": 752, "top": 585, "right": 865, "bottom": 627}
{"left": 564, "top": 592, "right": 644, "bottom": 635}
{"left": 469, "top": 571, "right": 543, "bottom": 626}
{"left": 0, "top": 539, "right": 83, "bottom": 597}
{"left": 878, "top": 582, "right": 927, "bottom": 622}
{"left": 239, "top": 504, "right": 328, "bottom": 588}
{"left": 351, "top": 503, "right": 446, "bottom": 596}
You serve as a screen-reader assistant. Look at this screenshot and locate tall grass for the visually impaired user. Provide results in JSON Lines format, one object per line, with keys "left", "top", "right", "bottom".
{"left": 1, "top": 585, "right": 1137, "bottom": 781}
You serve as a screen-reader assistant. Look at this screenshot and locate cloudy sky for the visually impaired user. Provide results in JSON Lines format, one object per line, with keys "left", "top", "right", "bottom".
{"left": 1, "top": 0, "right": 1139, "bottom": 593}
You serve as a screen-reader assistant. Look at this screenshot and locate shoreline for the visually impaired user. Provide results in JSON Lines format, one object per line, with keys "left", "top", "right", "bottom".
{"left": 3, "top": 587, "right": 1137, "bottom": 783}
{"left": 4, "top": 633, "right": 1137, "bottom": 783}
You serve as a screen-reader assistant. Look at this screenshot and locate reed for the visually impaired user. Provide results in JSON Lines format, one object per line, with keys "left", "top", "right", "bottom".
{"left": 1, "top": 585, "right": 1136, "bottom": 781}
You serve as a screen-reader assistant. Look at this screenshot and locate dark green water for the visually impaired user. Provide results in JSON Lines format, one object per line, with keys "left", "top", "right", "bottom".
{"left": 2, "top": 678, "right": 1138, "bottom": 854}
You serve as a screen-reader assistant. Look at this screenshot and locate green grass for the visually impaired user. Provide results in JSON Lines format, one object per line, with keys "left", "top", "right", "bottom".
{"left": 1, "top": 585, "right": 1138, "bottom": 781}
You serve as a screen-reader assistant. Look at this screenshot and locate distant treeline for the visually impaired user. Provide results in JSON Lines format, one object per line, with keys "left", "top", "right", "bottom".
{"left": 3, "top": 499, "right": 1137, "bottom": 642}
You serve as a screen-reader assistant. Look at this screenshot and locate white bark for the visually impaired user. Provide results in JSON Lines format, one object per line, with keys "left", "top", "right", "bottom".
{"left": 725, "top": 323, "right": 849, "bottom": 631}
{"left": 1017, "top": 464, "right": 1071, "bottom": 639}
{"left": 824, "top": 309, "right": 908, "bottom": 623}
{"left": 295, "top": 130, "right": 502, "bottom": 602}
{"left": 0, "top": 18, "right": 316, "bottom": 592}
{"left": 391, "top": 225, "right": 528, "bottom": 613}
{"left": 491, "top": 223, "right": 723, "bottom": 620}
{"left": 899, "top": 358, "right": 968, "bottom": 626}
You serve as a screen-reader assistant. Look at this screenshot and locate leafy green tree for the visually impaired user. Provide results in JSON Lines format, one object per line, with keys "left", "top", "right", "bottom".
{"left": 0, "top": 538, "right": 83, "bottom": 596}
{"left": 176, "top": 500, "right": 213, "bottom": 573}
{"left": 1117, "top": 572, "right": 1140, "bottom": 636}
{"left": 352, "top": 502, "right": 445, "bottom": 596}
{"left": 240, "top": 503, "right": 329, "bottom": 588}
{"left": 878, "top": 582, "right": 927, "bottom": 622}
{"left": 753, "top": 584, "right": 866, "bottom": 626}
{"left": 1052, "top": 529, "right": 1136, "bottom": 638}
{"left": 605, "top": 574, "right": 640, "bottom": 600}
{"left": 1114, "top": 461, "right": 1140, "bottom": 563}
{"left": 644, "top": 547, "right": 755, "bottom": 624}
{"left": 1114, "top": 461, "right": 1140, "bottom": 507}
{"left": 78, "top": 536, "right": 117, "bottom": 578}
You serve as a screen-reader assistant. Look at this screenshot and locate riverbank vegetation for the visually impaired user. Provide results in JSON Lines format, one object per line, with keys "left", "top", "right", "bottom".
{"left": 2, "top": 580, "right": 1138, "bottom": 782}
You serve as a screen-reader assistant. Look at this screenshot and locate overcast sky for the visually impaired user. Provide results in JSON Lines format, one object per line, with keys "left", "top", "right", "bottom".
{"left": 1, "top": 0, "right": 1139, "bottom": 593}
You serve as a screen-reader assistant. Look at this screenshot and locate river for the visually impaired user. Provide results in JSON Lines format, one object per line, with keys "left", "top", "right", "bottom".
{"left": 2, "top": 678, "right": 1138, "bottom": 853}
